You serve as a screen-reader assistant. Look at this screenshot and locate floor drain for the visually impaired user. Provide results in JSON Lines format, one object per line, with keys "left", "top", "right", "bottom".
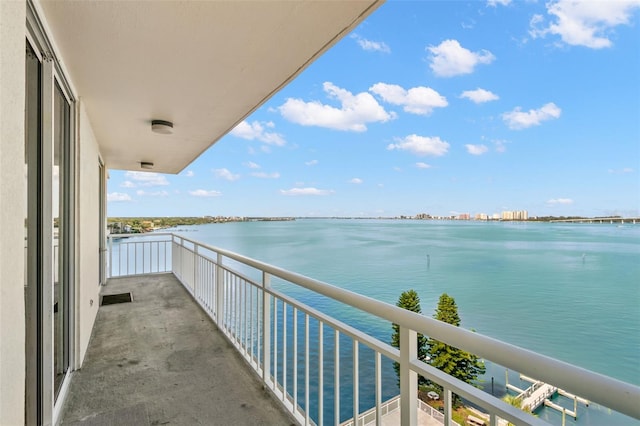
{"left": 101, "top": 292, "right": 133, "bottom": 306}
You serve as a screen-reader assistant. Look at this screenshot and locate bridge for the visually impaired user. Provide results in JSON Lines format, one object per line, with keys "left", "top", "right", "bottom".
{"left": 549, "top": 217, "right": 639, "bottom": 224}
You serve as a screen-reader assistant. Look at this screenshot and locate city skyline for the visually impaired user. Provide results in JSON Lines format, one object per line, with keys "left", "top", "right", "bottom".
{"left": 107, "top": 1, "right": 640, "bottom": 218}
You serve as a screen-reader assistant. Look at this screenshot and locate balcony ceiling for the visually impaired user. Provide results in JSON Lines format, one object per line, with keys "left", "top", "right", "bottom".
{"left": 38, "top": 0, "right": 383, "bottom": 173}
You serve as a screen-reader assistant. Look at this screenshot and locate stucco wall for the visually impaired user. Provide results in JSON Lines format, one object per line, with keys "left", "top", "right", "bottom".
{"left": 0, "top": 1, "right": 26, "bottom": 424}
{"left": 76, "top": 100, "right": 101, "bottom": 366}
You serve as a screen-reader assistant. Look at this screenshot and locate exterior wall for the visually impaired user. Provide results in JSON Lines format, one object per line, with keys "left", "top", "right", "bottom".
{"left": 0, "top": 1, "right": 26, "bottom": 424}
{"left": 76, "top": 100, "right": 101, "bottom": 366}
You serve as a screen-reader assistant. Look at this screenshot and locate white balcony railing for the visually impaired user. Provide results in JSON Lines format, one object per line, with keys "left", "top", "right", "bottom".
{"left": 107, "top": 233, "right": 640, "bottom": 426}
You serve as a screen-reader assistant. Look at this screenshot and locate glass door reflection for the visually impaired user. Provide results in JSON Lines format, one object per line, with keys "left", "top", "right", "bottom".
{"left": 53, "top": 81, "right": 70, "bottom": 399}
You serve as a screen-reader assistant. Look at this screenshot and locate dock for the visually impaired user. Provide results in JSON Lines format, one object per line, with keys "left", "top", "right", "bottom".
{"left": 505, "top": 372, "right": 590, "bottom": 421}
{"left": 521, "top": 381, "right": 557, "bottom": 412}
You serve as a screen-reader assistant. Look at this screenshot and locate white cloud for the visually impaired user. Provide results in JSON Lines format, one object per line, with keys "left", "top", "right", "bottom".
{"left": 547, "top": 198, "right": 574, "bottom": 205}
{"left": 460, "top": 88, "right": 499, "bottom": 104}
{"left": 387, "top": 134, "right": 450, "bottom": 157}
{"left": 121, "top": 180, "right": 136, "bottom": 188}
{"left": 251, "top": 172, "right": 280, "bottom": 179}
{"left": 461, "top": 20, "right": 475, "bottom": 30}
{"left": 107, "top": 192, "right": 131, "bottom": 202}
{"left": 465, "top": 144, "right": 489, "bottom": 155}
{"left": 230, "top": 120, "right": 286, "bottom": 146}
{"left": 280, "top": 187, "right": 334, "bottom": 196}
{"left": 213, "top": 168, "right": 240, "bottom": 181}
{"left": 493, "top": 140, "right": 509, "bottom": 153}
{"left": 183, "top": 170, "right": 194, "bottom": 177}
{"left": 502, "top": 102, "right": 562, "bottom": 129}
{"left": 136, "top": 190, "right": 169, "bottom": 197}
{"left": 369, "top": 83, "right": 448, "bottom": 115}
{"left": 351, "top": 34, "right": 391, "bottom": 53}
{"left": 427, "top": 39, "right": 495, "bottom": 77}
{"left": 530, "top": 0, "right": 640, "bottom": 49}
{"left": 488, "top": 0, "right": 511, "bottom": 6}
{"left": 305, "top": 160, "right": 319, "bottom": 166}
{"left": 349, "top": 178, "right": 363, "bottom": 184}
{"left": 124, "top": 171, "right": 169, "bottom": 186}
{"left": 608, "top": 167, "right": 635, "bottom": 174}
{"left": 416, "top": 162, "right": 432, "bottom": 169}
{"left": 189, "top": 189, "right": 222, "bottom": 197}
{"left": 279, "top": 82, "right": 395, "bottom": 132}
{"left": 244, "top": 161, "right": 261, "bottom": 169}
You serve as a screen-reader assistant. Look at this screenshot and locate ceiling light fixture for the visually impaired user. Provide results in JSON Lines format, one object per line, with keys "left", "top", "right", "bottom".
{"left": 151, "top": 119, "right": 173, "bottom": 134}
{"left": 140, "top": 161, "right": 154, "bottom": 170}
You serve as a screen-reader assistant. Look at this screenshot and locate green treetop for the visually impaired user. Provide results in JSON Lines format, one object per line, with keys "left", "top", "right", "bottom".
{"left": 426, "top": 293, "right": 485, "bottom": 402}
{"left": 432, "top": 293, "right": 461, "bottom": 326}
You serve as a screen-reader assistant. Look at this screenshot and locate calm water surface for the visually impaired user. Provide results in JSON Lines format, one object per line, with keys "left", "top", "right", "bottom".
{"left": 169, "top": 219, "right": 639, "bottom": 425}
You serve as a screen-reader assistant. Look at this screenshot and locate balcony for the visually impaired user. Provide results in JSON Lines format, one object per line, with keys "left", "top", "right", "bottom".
{"left": 61, "top": 233, "right": 640, "bottom": 425}
{"left": 59, "top": 273, "right": 294, "bottom": 425}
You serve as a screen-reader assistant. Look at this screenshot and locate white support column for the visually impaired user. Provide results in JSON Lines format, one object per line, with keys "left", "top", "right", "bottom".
{"left": 399, "top": 326, "right": 417, "bottom": 425}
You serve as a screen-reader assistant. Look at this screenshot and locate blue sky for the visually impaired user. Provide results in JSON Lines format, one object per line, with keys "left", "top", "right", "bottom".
{"left": 108, "top": 0, "right": 640, "bottom": 218}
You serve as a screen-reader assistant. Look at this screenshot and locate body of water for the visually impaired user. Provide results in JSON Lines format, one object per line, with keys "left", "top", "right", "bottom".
{"left": 166, "top": 219, "right": 639, "bottom": 425}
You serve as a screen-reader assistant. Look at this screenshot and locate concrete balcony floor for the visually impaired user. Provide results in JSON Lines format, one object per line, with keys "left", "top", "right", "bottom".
{"left": 60, "top": 274, "right": 294, "bottom": 425}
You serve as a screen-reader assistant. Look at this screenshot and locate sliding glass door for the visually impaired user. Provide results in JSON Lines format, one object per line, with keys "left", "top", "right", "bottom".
{"left": 24, "top": 37, "right": 42, "bottom": 426}
{"left": 53, "top": 81, "right": 71, "bottom": 399}
{"left": 25, "top": 14, "right": 76, "bottom": 422}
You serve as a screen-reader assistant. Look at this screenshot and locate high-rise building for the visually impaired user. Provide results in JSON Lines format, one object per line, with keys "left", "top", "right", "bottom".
{"left": 502, "top": 210, "right": 528, "bottom": 221}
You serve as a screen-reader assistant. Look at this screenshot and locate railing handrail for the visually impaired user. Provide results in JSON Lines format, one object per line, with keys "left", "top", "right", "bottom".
{"left": 107, "top": 232, "right": 640, "bottom": 421}
{"left": 109, "top": 232, "right": 175, "bottom": 238}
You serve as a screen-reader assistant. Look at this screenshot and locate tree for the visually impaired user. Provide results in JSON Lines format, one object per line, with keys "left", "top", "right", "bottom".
{"left": 502, "top": 394, "right": 535, "bottom": 425}
{"left": 426, "top": 293, "right": 485, "bottom": 402}
{"left": 502, "top": 394, "right": 523, "bottom": 409}
{"left": 391, "top": 289, "right": 429, "bottom": 387}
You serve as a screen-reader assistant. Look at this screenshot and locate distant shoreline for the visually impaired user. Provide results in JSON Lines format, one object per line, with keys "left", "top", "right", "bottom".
{"left": 107, "top": 215, "right": 637, "bottom": 234}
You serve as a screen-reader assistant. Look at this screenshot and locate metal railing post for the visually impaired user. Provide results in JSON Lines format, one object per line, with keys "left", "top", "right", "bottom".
{"left": 216, "top": 252, "right": 223, "bottom": 324}
{"left": 400, "top": 326, "right": 417, "bottom": 425}
{"left": 194, "top": 243, "right": 199, "bottom": 300}
{"left": 262, "top": 271, "right": 271, "bottom": 387}
{"left": 443, "top": 388, "right": 452, "bottom": 425}
{"left": 171, "top": 234, "right": 178, "bottom": 276}
{"left": 108, "top": 235, "right": 112, "bottom": 279}
{"left": 490, "top": 413, "right": 498, "bottom": 426}
{"left": 352, "top": 340, "right": 359, "bottom": 426}
{"left": 375, "top": 351, "right": 382, "bottom": 426}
